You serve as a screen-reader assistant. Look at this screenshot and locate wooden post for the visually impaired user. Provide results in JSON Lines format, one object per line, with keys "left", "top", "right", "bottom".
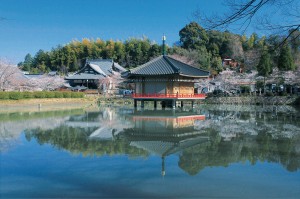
{"left": 141, "top": 100, "right": 144, "bottom": 108}
{"left": 134, "top": 99, "right": 137, "bottom": 108}
{"left": 161, "top": 157, "right": 165, "bottom": 177}
{"left": 172, "top": 100, "right": 176, "bottom": 109}
{"left": 154, "top": 100, "right": 157, "bottom": 109}
{"left": 162, "top": 101, "right": 166, "bottom": 109}
{"left": 181, "top": 101, "right": 183, "bottom": 108}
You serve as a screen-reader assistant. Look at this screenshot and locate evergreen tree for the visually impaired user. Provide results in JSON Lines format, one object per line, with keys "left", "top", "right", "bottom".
{"left": 21, "top": 53, "right": 33, "bottom": 71}
{"left": 289, "top": 28, "right": 300, "bottom": 60}
{"left": 257, "top": 50, "right": 272, "bottom": 76}
{"left": 211, "top": 56, "right": 223, "bottom": 73}
{"left": 32, "top": 50, "right": 51, "bottom": 73}
{"left": 278, "top": 43, "right": 295, "bottom": 71}
{"left": 257, "top": 49, "right": 272, "bottom": 94}
{"left": 179, "top": 22, "right": 208, "bottom": 50}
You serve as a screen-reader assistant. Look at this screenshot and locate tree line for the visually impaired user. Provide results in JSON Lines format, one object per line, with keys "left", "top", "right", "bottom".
{"left": 18, "top": 37, "right": 162, "bottom": 74}
{"left": 18, "top": 22, "right": 299, "bottom": 76}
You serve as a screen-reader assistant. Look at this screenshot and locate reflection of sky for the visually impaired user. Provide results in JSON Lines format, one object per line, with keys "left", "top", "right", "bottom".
{"left": 1, "top": 134, "right": 300, "bottom": 198}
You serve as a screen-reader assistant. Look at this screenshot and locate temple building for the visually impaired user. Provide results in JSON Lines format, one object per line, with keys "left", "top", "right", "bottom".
{"left": 65, "top": 59, "right": 126, "bottom": 91}
{"left": 122, "top": 54, "right": 210, "bottom": 108}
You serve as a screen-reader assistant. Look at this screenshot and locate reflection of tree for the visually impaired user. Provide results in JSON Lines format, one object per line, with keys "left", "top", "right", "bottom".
{"left": 25, "top": 125, "right": 149, "bottom": 158}
{"left": 255, "top": 132, "right": 300, "bottom": 172}
{"left": 22, "top": 106, "right": 300, "bottom": 175}
{"left": 179, "top": 125, "right": 300, "bottom": 175}
{"left": 0, "top": 109, "right": 85, "bottom": 152}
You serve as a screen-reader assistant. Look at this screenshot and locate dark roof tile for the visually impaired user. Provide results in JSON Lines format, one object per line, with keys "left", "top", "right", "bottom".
{"left": 124, "top": 55, "right": 209, "bottom": 78}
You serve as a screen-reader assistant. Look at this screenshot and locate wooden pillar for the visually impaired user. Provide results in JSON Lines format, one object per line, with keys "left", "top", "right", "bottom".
{"left": 141, "top": 100, "right": 144, "bottom": 108}
{"left": 162, "top": 101, "right": 166, "bottom": 109}
{"left": 134, "top": 99, "right": 137, "bottom": 108}
{"left": 172, "top": 100, "right": 176, "bottom": 109}
{"left": 161, "top": 157, "right": 165, "bottom": 177}
{"left": 154, "top": 100, "right": 157, "bottom": 109}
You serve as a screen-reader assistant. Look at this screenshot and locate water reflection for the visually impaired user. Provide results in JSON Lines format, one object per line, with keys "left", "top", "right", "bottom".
{"left": 0, "top": 109, "right": 85, "bottom": 152}
{"left": 18, "top": 106, "right": 300, "bottom": 175}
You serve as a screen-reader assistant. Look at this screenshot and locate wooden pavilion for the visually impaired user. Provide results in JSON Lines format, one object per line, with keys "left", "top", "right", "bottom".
{"left": 122, "top": 55, "right": 210, "bottom": 109}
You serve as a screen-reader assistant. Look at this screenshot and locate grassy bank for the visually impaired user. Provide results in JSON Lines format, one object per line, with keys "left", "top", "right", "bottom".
{"left": 0, "top": 91, "right": 84, "bottom": 100}
{"left": 0, "top": 97, "right": 97, "bottom": 113}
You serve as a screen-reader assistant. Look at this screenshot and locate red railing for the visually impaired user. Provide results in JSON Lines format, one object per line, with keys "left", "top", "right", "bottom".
{"left": 131, "top": 93, "right": 206, "bottom": 99}
{"left": 133, "top": 115, "right": 206, "bottom": 121}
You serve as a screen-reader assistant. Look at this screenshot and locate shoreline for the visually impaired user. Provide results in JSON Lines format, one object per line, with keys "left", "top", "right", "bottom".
{"left": 0, "top": 97, "right": 97, "bottom": 113}
{"left": 1, "top": 95, "right": 299, "bottom": 113}
{"left": 203, "top": 96, "right": 299, "bottom": 105}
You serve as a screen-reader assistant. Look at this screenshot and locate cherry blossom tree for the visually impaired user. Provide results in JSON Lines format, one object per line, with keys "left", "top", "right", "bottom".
{"left": 1, "top": 60, "right": 65, "bottom": 91}
{"left": 98, "top": 71, "right": 123, "bottom": 95}
{"left": 23, "top": 75, "right": 65, "bottom": 91}
{"left": 0, "top": 60, "right": 23, "bottom": 91}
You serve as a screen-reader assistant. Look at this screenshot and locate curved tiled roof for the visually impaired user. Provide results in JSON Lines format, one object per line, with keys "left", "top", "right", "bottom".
{"left": 65, "top": 59, "right": 126, "bottom": 80}
{"left": 125, "top": 55, "right": 209, "bottom": 78}
{"left": 89, "top": 63, "right": 107, "bottom": 77}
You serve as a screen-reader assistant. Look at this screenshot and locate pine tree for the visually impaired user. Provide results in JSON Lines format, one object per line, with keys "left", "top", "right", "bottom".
{"left": 257, "top": 50, "right": 272, "bottom": 76}
{"left": 278, "top": 43, "right": 295, "bottom": 71}
{"left": 257, "top": 49, "right": 272, "bottom": 94}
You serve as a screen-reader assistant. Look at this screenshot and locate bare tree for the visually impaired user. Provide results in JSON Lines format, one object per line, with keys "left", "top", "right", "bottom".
{"left": 194, "top": 0, "right": 300, "bottom": 45}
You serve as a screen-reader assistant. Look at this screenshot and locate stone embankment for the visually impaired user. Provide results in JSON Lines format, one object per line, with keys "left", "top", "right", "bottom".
{"left": 204, "top": 96, "right": 299, "bottom": 105}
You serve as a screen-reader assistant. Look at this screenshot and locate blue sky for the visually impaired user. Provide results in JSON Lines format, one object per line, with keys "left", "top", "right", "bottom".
{"left": 0, "top": 0, "right": 235, "bottom": 63}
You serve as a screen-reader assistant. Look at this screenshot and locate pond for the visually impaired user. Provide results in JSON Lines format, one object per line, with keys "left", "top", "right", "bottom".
{"left": 1, "top": 105, "right": 300, "bottom": 198}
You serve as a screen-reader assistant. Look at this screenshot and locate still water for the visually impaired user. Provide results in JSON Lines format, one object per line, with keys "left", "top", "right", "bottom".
{"left": 0, "top": 105, "right": 300, "bottom": 198}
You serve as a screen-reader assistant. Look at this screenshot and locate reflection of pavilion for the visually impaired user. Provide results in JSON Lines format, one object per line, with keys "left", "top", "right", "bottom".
{"left": 64, "top": 109, "right": 131, "bottom": 140}
{"left": 121, "top": 110, "right": 209, "bottom": 176}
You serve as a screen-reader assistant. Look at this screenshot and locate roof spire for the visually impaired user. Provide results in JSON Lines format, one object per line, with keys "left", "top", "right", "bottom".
{"left": 162, "top": 34, "right": 166, "bottom": 56}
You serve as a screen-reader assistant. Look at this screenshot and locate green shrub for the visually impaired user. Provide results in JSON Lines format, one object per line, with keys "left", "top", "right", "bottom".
{"left": 240, "top": 85, "right": 251, "bottom": 94}
{"left": 44, "top": 92, "right": 55, "bottom": 98}
{"left": 62, "top": 92, "right": 72, "bottom": 98}
{"left": 54, "top": 91, "right": 63, "bottom": 98}
{"left": 34, "top": 91, "right": 45, "bottom": 98}
{"left": 9, "top": 92, "right": 22, "bottom": 100}
{"left": 279, "top": 91, "right": 287, "bottom": 96}
{"left": 71, "top": 92, "right": 84, "bottom": 98}
{"left": 0, "top": 91, "right": 85, "bottom": 100}
{"left": 294, "top": 97, "right": 300, "bottom": 105}
{"left": 23, "top": 91, "right": 33, "bottom": 99}
{"left": 0, "top": 92, "right": 9, "bottom": 99}
{"left": 265, "top": 91, "right": 274, "bottom": 96}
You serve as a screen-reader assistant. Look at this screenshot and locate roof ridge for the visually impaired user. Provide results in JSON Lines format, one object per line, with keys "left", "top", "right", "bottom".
{"left": 89, "top": 63, "right": 107, "bottom": 77}
{"left": 166, "top": 55, "right": 210, "bottom": 73}
{"left": 88, "top": 58, "right": 113, "bottom": 63}
{"left": 164, "top": 56, "right": 180, "bottom": 73}
{"left": 75, "top": 64, "right": 88, "bottom": 75}
{"left": 130, "top": 55, "right": 163, "bottom": 73}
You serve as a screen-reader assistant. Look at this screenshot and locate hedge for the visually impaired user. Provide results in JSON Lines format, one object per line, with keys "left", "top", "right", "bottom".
{"left": 0, "top": 91, "right": 85, "bottom": 100}
{"left": 9, "top": 92, "right": 22, "bottom": 100}
{"left": 0, "top": 92, "right": 9, "bottom": 99}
